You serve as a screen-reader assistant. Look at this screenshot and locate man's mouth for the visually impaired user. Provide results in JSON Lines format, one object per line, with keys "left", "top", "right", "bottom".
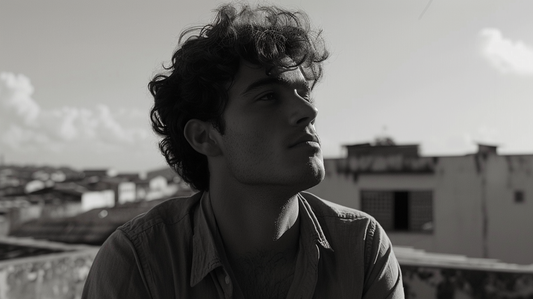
{"left": 289, "top": 134, "right": 321, "bottom": 148}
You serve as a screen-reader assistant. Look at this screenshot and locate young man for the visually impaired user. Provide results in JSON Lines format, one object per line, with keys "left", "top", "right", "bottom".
{"left": 82, "top": 4, "right": 404, "bottom": 299}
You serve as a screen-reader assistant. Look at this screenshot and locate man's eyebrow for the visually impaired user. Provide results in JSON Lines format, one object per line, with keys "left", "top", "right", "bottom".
{"left": 241, "top": 77, "right": 286, "bottom": 96}
{"left": 241, "top": 77, "right": 310, "bottom": 96}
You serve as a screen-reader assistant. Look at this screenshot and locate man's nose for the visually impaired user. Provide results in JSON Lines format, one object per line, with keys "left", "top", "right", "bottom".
{"left": 289, "top": 89, "right": 318, "bottom": 126}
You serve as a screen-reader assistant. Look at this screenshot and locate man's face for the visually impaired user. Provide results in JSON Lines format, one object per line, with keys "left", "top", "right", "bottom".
{"left": 212, "top": 61, "right": 325, "bottom": 192}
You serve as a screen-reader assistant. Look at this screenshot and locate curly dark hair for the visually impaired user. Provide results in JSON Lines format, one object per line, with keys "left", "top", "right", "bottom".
{"left": 148, "top": 3, "right": 329, "bottom": 191}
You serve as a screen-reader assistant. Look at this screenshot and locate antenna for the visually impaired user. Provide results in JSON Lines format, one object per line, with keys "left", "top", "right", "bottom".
{"left": 375, "top": 125, "right": 395, "bottom": 146}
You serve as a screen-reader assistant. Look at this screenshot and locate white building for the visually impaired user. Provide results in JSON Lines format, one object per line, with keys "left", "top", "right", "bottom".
{"left": 81, "top": 190, "right": 115, "bottom": 211}
{"left": 309, "top": 142, "right": 533, "bottom": 265}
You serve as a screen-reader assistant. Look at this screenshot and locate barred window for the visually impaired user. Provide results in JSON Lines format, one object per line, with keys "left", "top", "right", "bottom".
{"left": 361, "top": 190, "right": 433, "bottom": 233}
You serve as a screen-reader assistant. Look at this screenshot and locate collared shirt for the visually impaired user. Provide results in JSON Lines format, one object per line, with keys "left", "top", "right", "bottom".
{"left": 82, "top": 191, "right": 404, "bottom": 299}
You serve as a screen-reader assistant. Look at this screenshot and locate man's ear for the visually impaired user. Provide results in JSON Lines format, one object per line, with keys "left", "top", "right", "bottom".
{"left": 183, "top": 119, "right": 222, "bottom": 157}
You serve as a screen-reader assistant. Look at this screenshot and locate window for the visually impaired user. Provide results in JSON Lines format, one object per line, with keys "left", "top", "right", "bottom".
{"left": 361, "top": 190, "right": 433, "bottom": 233}
{"left": 515, "top": 190, "right": 525, "bottom": 203}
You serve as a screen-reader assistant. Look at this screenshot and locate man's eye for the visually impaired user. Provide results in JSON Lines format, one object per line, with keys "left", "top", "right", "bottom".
{"left": 296, "top": 86, "right": 312, "bottom": 101}
{"left": 257, "top": 93, "right": 277, "bottom": 101}
{"left": 297, "top": 90, "right": 313, "bottom": 103}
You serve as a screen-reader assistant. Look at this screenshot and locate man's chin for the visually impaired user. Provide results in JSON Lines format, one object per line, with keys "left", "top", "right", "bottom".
{"left": 308, "top": 171, "right": 325, "bottom": 188}
{"left": 298, "top": 164, "right": 325, "bottom": 190}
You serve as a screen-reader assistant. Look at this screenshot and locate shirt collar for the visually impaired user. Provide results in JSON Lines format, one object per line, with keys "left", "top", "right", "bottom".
{"left": 298, "top": 192, "right": 333, "bottom": 251}
{"left": 189, "top": 191, "right": 333, "bottom": 287}
{"left": 190, "top": 192, "right": 225, "bottom": 287}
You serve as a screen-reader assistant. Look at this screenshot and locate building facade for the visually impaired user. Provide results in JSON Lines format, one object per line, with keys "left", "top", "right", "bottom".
{"left": 309, "top": 142, "right": 533, "bottom": 265}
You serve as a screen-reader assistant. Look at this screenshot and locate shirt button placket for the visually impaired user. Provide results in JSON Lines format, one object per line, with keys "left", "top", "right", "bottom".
{"left": 219, "top": 270, "right": 233, "bottom": 299}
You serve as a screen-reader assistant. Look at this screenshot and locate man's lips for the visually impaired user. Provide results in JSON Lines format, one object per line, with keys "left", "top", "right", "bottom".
{"left": 289, "top": 134, "right": 321, "bottom": 148}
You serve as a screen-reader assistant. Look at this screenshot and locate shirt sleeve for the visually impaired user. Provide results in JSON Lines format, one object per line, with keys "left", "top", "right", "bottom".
{"left": 362, "top": 219, "right": 405, "bottom": 299}
{"left": 82, "top": 230, "right": 152, "bottom": 299}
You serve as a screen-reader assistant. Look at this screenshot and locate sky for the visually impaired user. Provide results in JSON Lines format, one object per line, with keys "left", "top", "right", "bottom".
{"left": 1, "top": 0, "right": 533, "bottom": 172}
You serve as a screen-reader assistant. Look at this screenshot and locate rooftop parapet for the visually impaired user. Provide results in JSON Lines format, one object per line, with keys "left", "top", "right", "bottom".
{"left": 397, "top": 246, "right": 533, "bottom": 299}
{"left": 0, "top": 236, "right": 98, "bottom": 299}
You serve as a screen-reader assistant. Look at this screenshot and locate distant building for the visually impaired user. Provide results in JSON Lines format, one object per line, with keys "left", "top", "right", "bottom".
{"left": 83, "top": 169, "right": 117, "bottom": 178}
{"left": 81, "top": 190, "right": 115, "bottom": 211}
{"left": 10, "top": 199, "right": 166, "bottom": 245}
{"left": 145, "top": 166, "right": 191, "bottom": 200}
{"left": 4, "top": 164, "right": 194, "bottom": 244}
{"left": 0, "top": 166, "right": 87, "bottom": 236}
{"left": 10, "top": 186, "right": 196, "bottom": 245}
{"left": 309, "top": 140, "right": 533, "bottom": 265}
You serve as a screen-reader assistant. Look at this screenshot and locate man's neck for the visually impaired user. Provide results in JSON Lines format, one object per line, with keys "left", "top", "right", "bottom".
{"left": 208, "top": 183, "right": 301, "bottom": 261}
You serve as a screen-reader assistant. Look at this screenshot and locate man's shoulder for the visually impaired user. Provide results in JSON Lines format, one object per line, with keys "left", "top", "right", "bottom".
{"left": 118, "top": 192, "right": 202, "bottom": 239}
{"left": 300, "top": 191, "right": 376, "bottom": 222}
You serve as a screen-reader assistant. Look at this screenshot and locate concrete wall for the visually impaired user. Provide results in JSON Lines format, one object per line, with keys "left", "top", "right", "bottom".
{"left": 485, "top": 155, "right": 533, "bottom": 264}
{"left": 401, "top": 263, "right": 533, "bottom": 299}
{"left": 432, "top": 156, "right": 484, "bottom": 259}
{"left": 4, "top": 242, "right": 533, "bottom": 299}
{"left": 0, "top": 244, "right": 98, "bottom": 299}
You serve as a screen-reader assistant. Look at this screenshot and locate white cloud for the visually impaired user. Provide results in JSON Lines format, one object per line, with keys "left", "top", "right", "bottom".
{"left": 0, "top": 71, "right": 152, "bottom": 153}
{"left": 0, "top": 73, "right": 40, "bottom": 125}
{"left": 479, "top": 28, "right": 533, "bottom": 75}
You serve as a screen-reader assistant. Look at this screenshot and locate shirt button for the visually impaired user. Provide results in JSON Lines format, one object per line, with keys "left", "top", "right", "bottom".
{"left": 224, "top": 275, "right": 230, "bottom": 285}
